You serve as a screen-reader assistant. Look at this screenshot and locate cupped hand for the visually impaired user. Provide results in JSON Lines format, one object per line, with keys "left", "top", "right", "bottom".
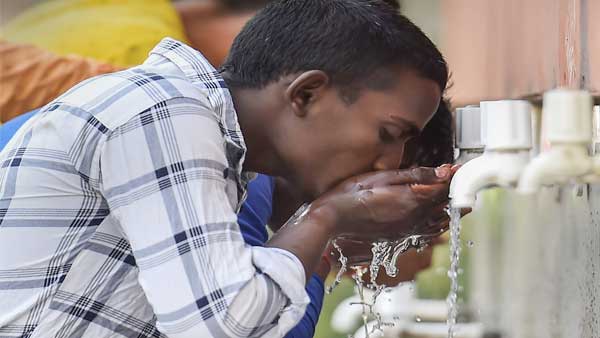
{"left": 309, "top": 165, "right": 457, "bottom": 241}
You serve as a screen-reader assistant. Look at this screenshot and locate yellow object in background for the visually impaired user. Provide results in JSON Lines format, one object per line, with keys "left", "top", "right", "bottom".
{"left": 1, "top": 0, "right": 189, "bottom": 67}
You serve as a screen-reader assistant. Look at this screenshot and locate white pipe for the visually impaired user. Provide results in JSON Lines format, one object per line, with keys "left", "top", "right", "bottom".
{"left": 450, "top": 151, "right": 530, "bottom": 208}
{"left": 518, "top": 145, "right": 593, "bottom": 194}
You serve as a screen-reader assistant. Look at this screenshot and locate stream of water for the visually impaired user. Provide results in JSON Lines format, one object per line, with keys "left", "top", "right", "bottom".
{"left": 447, "top": 208, "right": 462, "bottom": 338}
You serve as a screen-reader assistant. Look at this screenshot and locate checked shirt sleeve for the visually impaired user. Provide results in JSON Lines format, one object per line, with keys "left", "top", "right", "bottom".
{"left": 98, "top": 97, "right": 309, "bottom": 338}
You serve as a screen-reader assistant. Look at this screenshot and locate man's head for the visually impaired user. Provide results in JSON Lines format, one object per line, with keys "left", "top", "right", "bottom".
{"left": 222, "top": 0, "right": 448, "bottom": 198}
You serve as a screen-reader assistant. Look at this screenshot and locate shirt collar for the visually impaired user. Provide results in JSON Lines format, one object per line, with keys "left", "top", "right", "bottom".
{"left": 149, "top": 38, "right": 255, "bottom": 200}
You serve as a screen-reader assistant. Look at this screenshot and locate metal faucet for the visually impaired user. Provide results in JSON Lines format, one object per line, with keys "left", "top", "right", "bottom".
{"left": 454, "top": 105, "right": 484, "bottom": 164}
{"left": 450, "top": 100, "right": 533, "bottom": 208}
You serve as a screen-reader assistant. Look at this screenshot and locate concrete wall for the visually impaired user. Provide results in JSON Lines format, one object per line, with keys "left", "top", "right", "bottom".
{"left": 440, "top": 0, "right": 600, "bottom": 106}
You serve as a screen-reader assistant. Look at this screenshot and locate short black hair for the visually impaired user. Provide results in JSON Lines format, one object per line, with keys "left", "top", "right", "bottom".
{"left": 402, "top": 98, "right": 454, "bottom": 168}
{"left": 221, "top": 0, "right": 447, "bottom": 97}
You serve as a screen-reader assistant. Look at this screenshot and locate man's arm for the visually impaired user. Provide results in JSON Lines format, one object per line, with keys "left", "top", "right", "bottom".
{"left": 237, "top": 175, "right": 326, "bottom": 338}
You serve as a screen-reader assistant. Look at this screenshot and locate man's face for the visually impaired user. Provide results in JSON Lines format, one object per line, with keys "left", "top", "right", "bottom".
{"left": 276, "top": 68, "right": 442, "bottom": 198}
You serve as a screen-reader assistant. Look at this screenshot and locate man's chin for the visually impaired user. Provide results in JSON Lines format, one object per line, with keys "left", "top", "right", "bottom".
{"left": 280, "top": 174, "right": 319, "bottom": 201}
{"left": 300, "top": 179, "right": 333, "bottom": 200}
{"left": 291, "top": 174, "right": 346, "bottom": 200}
{"left": 301, "top": 185, "right": 322, "bottom": 201}
{"left": 310, "top": 178, "right": 343, "bottom": 199}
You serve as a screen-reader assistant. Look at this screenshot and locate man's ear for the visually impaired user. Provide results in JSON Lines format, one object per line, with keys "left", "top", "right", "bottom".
{"left": 285, "top": 70, "right": 330, "bottom": 117}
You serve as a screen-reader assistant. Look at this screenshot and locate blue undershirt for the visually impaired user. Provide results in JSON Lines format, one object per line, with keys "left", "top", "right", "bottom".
{"left": 0, "top": 110, "right": 324, "bottom": 338}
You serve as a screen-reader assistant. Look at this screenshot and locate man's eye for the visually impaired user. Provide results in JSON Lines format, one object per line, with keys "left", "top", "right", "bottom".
{"left": 379, "top": 127, "right": 395, "bottom": 143}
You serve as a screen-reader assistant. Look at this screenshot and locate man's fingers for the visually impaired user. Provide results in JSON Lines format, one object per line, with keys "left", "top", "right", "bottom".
{"left": 410, "top": 183, "right": 450, "bottom": 206}
{"left": 347, "top": 165, "right": 453, "bottom": 191}
{"left": 460, "top": 207, "right": 472, "bottom": 217}
{"left": 392, "top": 165, "right": 453, "bottom": 185}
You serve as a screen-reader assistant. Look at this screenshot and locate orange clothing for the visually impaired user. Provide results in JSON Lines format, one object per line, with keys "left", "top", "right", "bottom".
{"left": 0, "top": 41, "right": 121, "bottom": 122}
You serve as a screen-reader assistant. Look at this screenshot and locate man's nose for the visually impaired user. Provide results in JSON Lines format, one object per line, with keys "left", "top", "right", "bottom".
{"left": 373, "top": 145, "right": 405, "bottom": 171}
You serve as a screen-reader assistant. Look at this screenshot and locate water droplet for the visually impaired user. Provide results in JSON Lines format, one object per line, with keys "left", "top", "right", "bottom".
{"left": 467, "top": 240, "right": 474, "bottom": 247}
{"left": 415, "top": 316, "right": 422, "bottom": 322}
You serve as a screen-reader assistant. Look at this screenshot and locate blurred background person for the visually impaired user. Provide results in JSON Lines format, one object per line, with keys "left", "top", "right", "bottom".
{"left": 0, "top": 0, "right": 272, "bottom": 121}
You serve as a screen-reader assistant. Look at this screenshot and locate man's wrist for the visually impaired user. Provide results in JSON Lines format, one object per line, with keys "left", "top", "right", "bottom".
{"left": 268, "top": 203, "right": 337, "bottom": 283}
{"left": 314, "top": 255, "right": 331, "bottom": 282}
{"left": 306, "top": 203, "right": 338, "bottom": 238}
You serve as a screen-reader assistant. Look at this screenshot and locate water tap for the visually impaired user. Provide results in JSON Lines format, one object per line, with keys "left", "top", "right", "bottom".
{"left": 591, "top": 105, "right": 600, "bottom": 183}
{"left": 450, "top": 100, "right": 533, "bottom": 208}
{"left": 518, "top": 89, "right": 597, "bottom": 193}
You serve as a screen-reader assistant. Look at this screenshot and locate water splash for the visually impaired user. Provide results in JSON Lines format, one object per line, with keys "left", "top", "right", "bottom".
{"left": 326, "top": 239, "right": 348, "bottom": 294}
{"left": 350, "top": 266, "right": 371, "bottom": 338}
{"left": 447, "top": 208, "right": 462, "bottom": 338}
{"left": 370, "top": 235, "right": 430, "bottom": 286}
{"left": 327, "top": 234, "right": 431, "bottom": 338}
{"left": 369, "top": 242, "right": 390, "bottom": 287}
{"left": 349, "top": 265, "right": 394, "bottom": 338}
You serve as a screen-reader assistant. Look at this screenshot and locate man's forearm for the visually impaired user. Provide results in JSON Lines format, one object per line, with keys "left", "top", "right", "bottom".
{"left": 267, "top": 205, "right": 334, "bottom": 283}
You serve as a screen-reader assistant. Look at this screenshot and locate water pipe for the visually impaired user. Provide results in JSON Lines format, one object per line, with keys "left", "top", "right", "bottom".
{"left": 593, "top": 106, "right": 600, "bottom": 155}
{"left": 450, "top": 100, "right": 533, "bottom": 208}
{"left": 592, "top": 106, "right": 600, "bottom": 175}
{"left": 454, "top": 105, "right": 484, "bottom": 164}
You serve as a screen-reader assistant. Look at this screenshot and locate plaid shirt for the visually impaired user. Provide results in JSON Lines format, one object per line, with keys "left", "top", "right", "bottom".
{"left": 0, "top": 38, "right": 309, "bottom": 338}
